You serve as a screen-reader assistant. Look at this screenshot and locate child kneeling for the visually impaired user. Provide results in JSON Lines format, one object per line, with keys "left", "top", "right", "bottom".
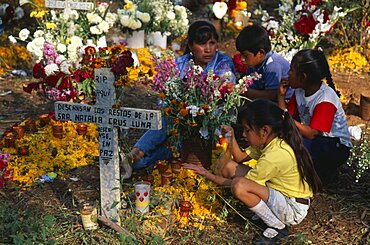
{"left": 183, "top": 99, "right": 321, "bottom": 243}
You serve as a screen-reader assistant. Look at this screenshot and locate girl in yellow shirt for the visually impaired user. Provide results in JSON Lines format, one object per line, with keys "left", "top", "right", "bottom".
{"left": 183, "top": 99, "right": 321, "bottom": 244}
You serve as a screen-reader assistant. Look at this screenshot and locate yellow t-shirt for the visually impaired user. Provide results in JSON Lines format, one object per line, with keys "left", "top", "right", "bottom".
{"left": 245, "top": 137, "right": 313, "bottom": 198}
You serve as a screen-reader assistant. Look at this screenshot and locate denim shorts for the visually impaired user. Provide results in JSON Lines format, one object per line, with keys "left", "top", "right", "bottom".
{"left": 266, "top": 188, "right": 310, "bottom": 225}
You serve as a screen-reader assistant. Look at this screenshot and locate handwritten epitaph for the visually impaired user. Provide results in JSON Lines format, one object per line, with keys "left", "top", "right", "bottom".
{"left": 45, "top": 0, "right": 94, "bottom": 11}
{"left": 55, "top": 68, "right": 161, "bottom": 223}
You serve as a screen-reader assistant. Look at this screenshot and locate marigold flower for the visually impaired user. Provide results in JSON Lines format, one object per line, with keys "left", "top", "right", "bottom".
{"left": 179, "top": 108, "right": 188, "bottom": 117}
{"left": 159, "top": 92, "right": 166, "bottom": 99}
{"left": 165, "top": 107, "right": 172, "bottom": 115}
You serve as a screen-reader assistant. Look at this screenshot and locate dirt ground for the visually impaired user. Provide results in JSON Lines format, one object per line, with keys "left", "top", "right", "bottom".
{"left": 0, "top": 66, "right": 369, "bottom": 244}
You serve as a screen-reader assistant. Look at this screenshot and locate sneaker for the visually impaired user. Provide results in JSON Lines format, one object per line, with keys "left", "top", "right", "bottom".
{"left": 254, "top": 226, "right": 289, "bottom": 244}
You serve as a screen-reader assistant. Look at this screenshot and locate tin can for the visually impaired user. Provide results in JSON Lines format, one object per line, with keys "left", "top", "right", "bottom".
{"left": 80, "top": 202, "right": 98, "bottom": 230}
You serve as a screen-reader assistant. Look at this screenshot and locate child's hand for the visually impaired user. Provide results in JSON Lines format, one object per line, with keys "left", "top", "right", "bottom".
{"left": 279, "top": 78, "right": 290, "bottom": 97}
{"left": 225, "top": 82, "right": 235, "bottom": 93}
{"left": 182, "top": 163, "right": 208, "bottom": 176}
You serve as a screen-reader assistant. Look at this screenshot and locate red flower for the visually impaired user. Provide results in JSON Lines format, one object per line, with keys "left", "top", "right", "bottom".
{"left": 0, "top": 159, "right": 7, "bottom": 171}
{"left": 23, "top": 82, "right": 42, "bottom": 94}
{"left": 233, "top": 53, "right": 248, "bottom": 73}
{"left": 33, "top": 63, "right": 46, "bottom": 79}
{"left": 294, "top": 15, "right": 317, "bottom": 35}
{"left": 305, "top": 0, "right": 322, "bottom": 7}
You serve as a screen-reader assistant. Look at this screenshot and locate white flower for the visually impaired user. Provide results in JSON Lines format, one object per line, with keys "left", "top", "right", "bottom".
{"left": 44, "top": 63, "right": 59, "bottom": 76}
{"left": 70, "top": 36, "right": 83, "bottom": 47}
{"left": 193, "top": 65, "right": 203, "bottom": 75}
{"left": 57, "top": 43, "right": 66, "bottom": 53}
{"left": 212, "top": 2, "right": 228, "bottom": 19}
{"left": 187, "top": 105, "right": 200, "bottom": 117}
{"left": 137, "top": 12, "right": 150, "bottom": 23}
{"left": 33, "top": 30, "right": 44, "bottom": 38}
{"left": 59, "top": 62, "right": 71, "bottom": 74}
{"left": 19, "top": 28, "right": 30, "bottom": 41}
{"left": 19, "top": 0, "right": 29, "bottom": 6}
{"left": 8, "top": 35, "right": 17, "bottom": 43}
{"left": 119, "top": 15, "right": 130, "bottom": 26}
{"left": 166, "top": 11, "right": 176, "bottom": 20}
{"left": 98, "top": 21, "right": 110, "bottom": 33}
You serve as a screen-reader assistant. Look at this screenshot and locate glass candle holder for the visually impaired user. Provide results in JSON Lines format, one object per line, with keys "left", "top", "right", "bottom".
{"left": 53, "top": 124, "right": 63, "bottom": 139}
{"left": 18, "top": 146, "right": 29, "bottom": 156}
{"left": 12, "top": 126, "right": 24, "bottom": 139}
{"left": 39, "top": 114, "right": 50, "bottom": 127}
{"left": 77, "top": 123, "right": 88, "bottom": 135}
{"left": 4, "top": 135, "right": 15, "bottom": 148}
{"left": 161, "top": 172, "right": 172, "bottom": 186}
{"left": 170, "top": 159, "right": 182, "bottom": 173}
{"left": 179, "top": 200, "right": 193, "bottom": 217}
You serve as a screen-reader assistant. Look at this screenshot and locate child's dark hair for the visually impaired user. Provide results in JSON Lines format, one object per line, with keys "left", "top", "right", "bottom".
{"left": 185, "top": 21, "right": 219, "bottom": 54}
{"left": 292, "top": 49, "right": 340, "bottom": 97}
{"left": 237, "top": 99, "right": 322, "bottom": 193}
{"left": 236, "top": 24, "right": 271, "bottom": 55}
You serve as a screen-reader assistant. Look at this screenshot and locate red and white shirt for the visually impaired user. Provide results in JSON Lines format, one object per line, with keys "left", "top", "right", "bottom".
{"left": 287, "top": 83, "right": 352, "bottom": 148}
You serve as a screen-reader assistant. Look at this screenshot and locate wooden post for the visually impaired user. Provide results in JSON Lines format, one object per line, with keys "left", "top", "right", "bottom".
{"left": 54, "top": 68, "right": 162, "bottom": 224}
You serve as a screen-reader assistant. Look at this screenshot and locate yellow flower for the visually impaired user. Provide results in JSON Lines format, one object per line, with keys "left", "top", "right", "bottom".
{"left": 45, "top": 22, "right": 57, "bottom": 30}
{"left": 124, "top": 1, "right": 134, "bottom": 11}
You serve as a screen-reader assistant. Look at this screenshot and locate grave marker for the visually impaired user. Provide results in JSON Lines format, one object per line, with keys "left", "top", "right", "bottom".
{"left": 45, "top": 0, "right": 94, "bottom": 11}
{"left": 55, "top": 68, "right": 162, "bottom": 224}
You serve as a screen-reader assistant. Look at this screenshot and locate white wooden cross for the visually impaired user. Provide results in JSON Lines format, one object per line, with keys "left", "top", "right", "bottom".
{"left": 55, "top": 68, "right": 162, "bottom": 224}
{"left": 45, "top": 0, "right": 94, "bottom": 11}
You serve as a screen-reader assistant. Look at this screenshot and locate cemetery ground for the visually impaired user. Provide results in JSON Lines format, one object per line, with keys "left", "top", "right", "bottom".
{"left": 0, "top": 71, "right": 369, "bottom": 244}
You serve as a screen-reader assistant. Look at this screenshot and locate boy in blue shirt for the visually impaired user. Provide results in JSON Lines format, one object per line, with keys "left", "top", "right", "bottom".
{"left": 235, "top": 24, "right": 291, "bottom": 101}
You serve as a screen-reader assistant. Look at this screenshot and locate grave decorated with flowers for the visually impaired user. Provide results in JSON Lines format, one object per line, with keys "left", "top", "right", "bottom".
{"left": 0, "top": 0, "right": 369, "bottom": 243}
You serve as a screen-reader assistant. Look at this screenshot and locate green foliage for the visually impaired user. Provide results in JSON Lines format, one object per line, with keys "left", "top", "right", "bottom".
{"left": 327, "top": 0, "right": 370, "bottom": 51}
{"left": 347, "top": 137, "right": 370, "bottom": 182}
{"left": 0, "top": 201, "right": 57, "bottom": 244}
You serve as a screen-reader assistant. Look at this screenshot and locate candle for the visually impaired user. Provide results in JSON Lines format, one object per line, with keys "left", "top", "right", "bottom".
{"left": 39, "top": 114, "right": 50, "bottom": 127}
{"left": 53, "top": 124, "right": 63, "bottom": 139}
{"left": 4, "top": 135, "right": 15, "bottom": 148}
{"left": 170, "top": 159, "right": 182, "bottom": 173}
{"left": 12, "top": 126, "right": 25, "bottom": 139}
{"left": 77, "top": 123, "right": 88, "bottom": 135}
{"left": 18, "top": 146, "right": 29, "bottom": 156}
{"left": 179, "top": 200, "right": 193, "bottom": 217}
{"left": 161, "top": 172, "right": 172, "bottom": 186}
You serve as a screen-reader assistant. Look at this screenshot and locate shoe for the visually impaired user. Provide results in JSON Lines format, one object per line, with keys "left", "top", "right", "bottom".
{"left": 254, "top": 226, "right": 289, "bottom": 244}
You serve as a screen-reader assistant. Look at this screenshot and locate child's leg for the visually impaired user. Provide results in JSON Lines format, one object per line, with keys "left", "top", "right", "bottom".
{"left": 231, "top": 178, "right": 287, "bottom": 241}
{"left": 221, "top": 160, "right": 250, "bottom": 179}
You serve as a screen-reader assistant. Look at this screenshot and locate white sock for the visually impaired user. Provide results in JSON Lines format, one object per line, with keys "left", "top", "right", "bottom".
{"left": 250, "top": 199, "right": 285, "bottom": 229}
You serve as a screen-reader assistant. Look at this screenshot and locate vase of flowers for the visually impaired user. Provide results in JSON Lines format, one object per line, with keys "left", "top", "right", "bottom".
{"left": 254, "top": 0, "right": 346, "bottom": 61}
{"left": 151, "top": 52, "right": 260, "bottom": 165}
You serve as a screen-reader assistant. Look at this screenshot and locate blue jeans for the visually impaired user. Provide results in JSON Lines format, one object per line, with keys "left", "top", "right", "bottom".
{"left": 134, "top": 118, "right": 172, "bottom": 170}
{"left": 303, "top": 136, "right": 350, "bottom": 184}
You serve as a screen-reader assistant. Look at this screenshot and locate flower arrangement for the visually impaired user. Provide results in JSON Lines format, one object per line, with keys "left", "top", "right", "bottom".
{"left": 145, "top": 0, "right": 190, "bottom": 37}
{"left": 253, "top": 0, "right": 347, "bottom": 60}
{"left": 151, "top": 52, "right": 260, "bottom": 145}
{"left": 210, "top": 1, "right": 251, "bottom": 34}
{"left": 15, "top": 1, "right": 117, "bottom": 64}
{"left": 116, "top": 0, "right": 151, "bottom": 34}
{"left": 1, "top": 118, "right": 99, "bottom": 187}
{"left": 23, "top": 44, "right": 150, "bottom": 103}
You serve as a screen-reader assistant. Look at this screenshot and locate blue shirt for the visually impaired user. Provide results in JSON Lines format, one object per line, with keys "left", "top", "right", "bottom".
{"left": 247, "top": 51, "right": 292, "bottom": 99}
{"left": 176, "top": 51, "right": 236, "bottom": 83}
